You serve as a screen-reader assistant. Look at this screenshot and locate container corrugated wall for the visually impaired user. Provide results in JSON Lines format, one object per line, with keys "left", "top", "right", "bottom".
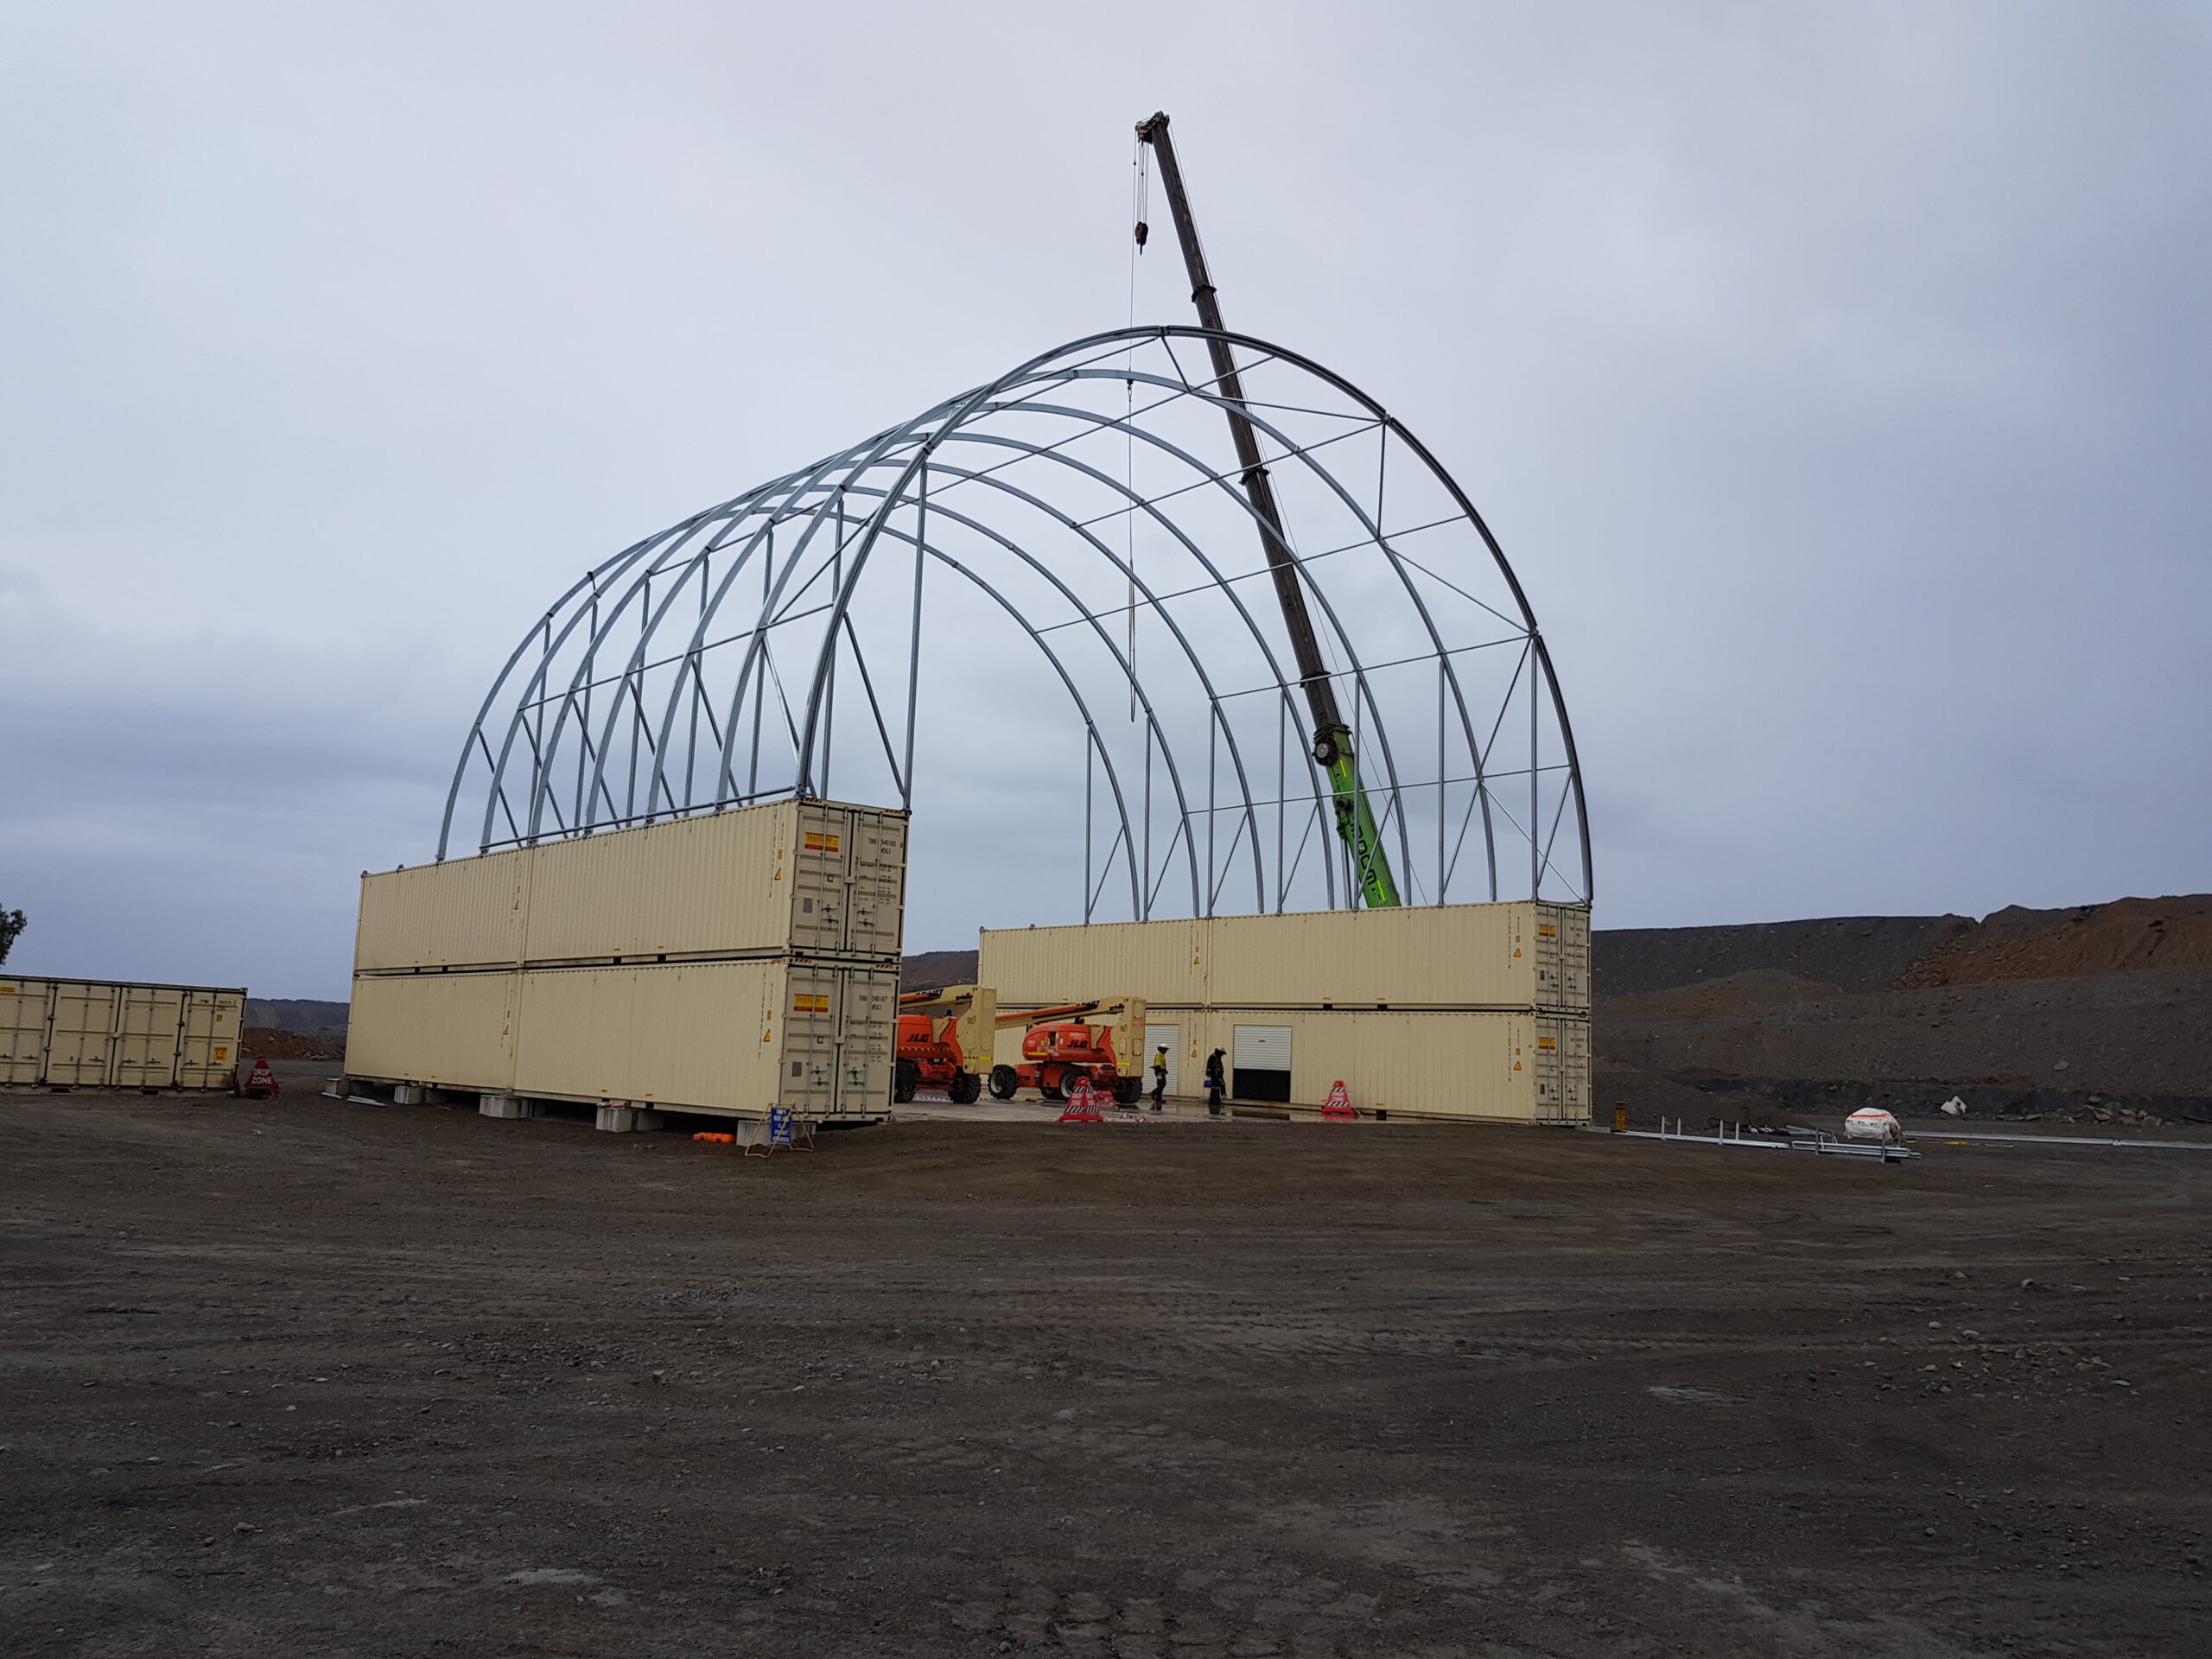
{"left": 0, "top": 977, "right": 245, "bottom": 1090}
{"left": 346, "top": 970, "right": 518, "bottom": 1092}
{"left": 353, "top": 845, "right": 530, "bottom": 971}
{"left": 354, "top": 799, "right": 907, "bottom": 970}
{"left": 0, "top": 980, "right": 50, "bottom": 1084}
{"left": 1100, "top": 1007, "right": 1590, "bottom": 1122}
{"left": 521, "top": 808, "right": 792, "bottom": 963}
{"left": 346, "top": 958, "right": 898, "bottom": 1119}
{"left": 982, "top": 902, "right": 1592, "bottom": 1013}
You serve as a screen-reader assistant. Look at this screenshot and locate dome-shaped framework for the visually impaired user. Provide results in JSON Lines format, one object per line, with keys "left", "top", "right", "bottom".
{"left": 441, "top": 327, "right": 1590, "bottom": 916}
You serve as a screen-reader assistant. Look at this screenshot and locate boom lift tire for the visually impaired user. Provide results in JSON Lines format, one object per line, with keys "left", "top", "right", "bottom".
{"left": 1041, "top": 1071, "right": 1067, "bottom": 1102}
{"left": 949, "top": 1070, "right": 982, "bottom": 1104}
{"left": 1114, "top": 1076, "right": 1142, "bottom": 1106}
{"left": 893, "top": 1058, "right": 919, "bottom": 1104}
{"left": 989, "top": 1065, "right": 1019, "bottom": 1101}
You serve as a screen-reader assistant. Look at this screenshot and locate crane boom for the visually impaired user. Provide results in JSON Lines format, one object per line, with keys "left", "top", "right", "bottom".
{"left": 1135, "top": 111, "right": 1401, "bottom": 908}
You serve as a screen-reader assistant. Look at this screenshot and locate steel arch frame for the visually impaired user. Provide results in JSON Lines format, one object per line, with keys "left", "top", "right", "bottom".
{"left": 438, "top": 326, "right": 1592, "bottom": 917}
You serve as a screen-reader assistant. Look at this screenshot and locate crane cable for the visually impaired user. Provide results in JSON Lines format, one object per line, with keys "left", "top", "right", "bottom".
{"left": 1126, "top": 138, "right": 1150, "bottom": 721}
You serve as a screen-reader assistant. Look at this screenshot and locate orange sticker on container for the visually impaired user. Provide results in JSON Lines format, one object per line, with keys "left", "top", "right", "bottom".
{"left": 1538, "top": 1036, "right": 1557, "bottom": 1051}
{"left": 791, "top": 993, "right": 830, "bottom": 1014}
{"left": 1537, "top": 923, "right": 1558, "bottom": 938}
{"left": 804, "top": 831, "right": 841, "bottom": 853}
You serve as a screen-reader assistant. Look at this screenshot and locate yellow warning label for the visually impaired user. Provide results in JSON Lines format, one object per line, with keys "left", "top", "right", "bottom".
{"left": 213, "top": 1045, "right": 229, "bottom": 1062}
{"left": 791, "top": 993, "right": 830, "bottom": 1014}
{"left": 804, "top": 831, "right": 841, "bottom": 853}
{"left": 0, "top": 986, "right": 14, "bottom": 995}
{"left": 1537, "top": 923, "right": 1558, "bottom": 938}
{"left": 1538, "top": 1036, "right": 1557, "bottom": 1051}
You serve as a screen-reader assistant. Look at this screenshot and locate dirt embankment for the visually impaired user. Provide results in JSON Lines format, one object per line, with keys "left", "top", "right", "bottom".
{"left": 1898, "top": 894, "right": 2212, "bottom": 987}
{"left": 900, "top": 949, "right": 980, "bottom": 992}
{"left": 240, "top": 1027, "right": 346, "bottom": 1062}
{"left": 1595, "top": 894, "right": 2212, "bottom": 1122}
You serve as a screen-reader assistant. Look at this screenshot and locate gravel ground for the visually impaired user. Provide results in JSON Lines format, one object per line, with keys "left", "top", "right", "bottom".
{"left": 3, "top": 1088, "right": 2209, "bottom": 1657}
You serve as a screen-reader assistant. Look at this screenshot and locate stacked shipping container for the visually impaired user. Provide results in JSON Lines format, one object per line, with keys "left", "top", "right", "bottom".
{"left": 0, "top": 977, "right": 245, "bottom": 1090}
{"left": 345, "top": 800, "right": 907, "bottom": 1121}
{"left": 980, "top": 902, "right": 1592, "bottom": 1123}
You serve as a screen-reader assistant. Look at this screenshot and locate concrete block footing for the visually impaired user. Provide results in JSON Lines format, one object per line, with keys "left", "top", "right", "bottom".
{"left": 595, "top": 1105, "right": 662, "bottom": 1133}
{"left": 480, "top": 1093, "right": 539, "bottom": 1120}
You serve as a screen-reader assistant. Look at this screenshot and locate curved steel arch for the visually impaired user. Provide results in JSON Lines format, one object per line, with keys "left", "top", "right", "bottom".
{"left": 440, "top": 326, "right": 1592, "bottom": 916}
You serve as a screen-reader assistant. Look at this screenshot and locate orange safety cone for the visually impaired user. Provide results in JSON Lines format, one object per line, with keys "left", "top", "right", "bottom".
{"left": 1321, "top": 1081, "right": 1356, "bottom": 1121}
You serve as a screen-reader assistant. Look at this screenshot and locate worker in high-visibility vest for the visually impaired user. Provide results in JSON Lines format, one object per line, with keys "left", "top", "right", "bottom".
{"left": 1150, "top": 1046, "right": 1168, "bottom": 1110}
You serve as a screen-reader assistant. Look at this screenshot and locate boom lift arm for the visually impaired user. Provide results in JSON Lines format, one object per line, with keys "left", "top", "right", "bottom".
{"left": 1135, "top": 111, "right": 1401, "bottom": 908}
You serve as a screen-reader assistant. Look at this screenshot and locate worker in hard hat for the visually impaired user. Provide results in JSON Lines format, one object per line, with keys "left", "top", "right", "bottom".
{"left": 1204, "top": 1048, "right": 1226, "bottom": 1116}
{"left": 1150, "top": 1045, "right": 1168, "bottom": 1110}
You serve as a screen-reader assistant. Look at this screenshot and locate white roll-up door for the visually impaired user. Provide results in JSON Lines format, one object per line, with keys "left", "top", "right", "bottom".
{"left": 1233, "top": 1025, "right": 1292, "bottom": 1070}
{"left": 1232, "top": 1024, "right": 1293, "bottom": 1103}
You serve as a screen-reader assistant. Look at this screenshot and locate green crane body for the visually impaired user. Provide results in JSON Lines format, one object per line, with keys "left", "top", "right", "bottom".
{"left": 1136, "top": 111, "right": 1401, "bottom": 908}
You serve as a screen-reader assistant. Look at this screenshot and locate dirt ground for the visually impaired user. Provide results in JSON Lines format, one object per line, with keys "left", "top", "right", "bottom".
{"left": 4, "top": 1087, "right": 2210, "bottom": 1658}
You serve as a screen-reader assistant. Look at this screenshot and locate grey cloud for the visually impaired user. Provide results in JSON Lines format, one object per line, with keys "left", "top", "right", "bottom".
{"left": 2, "top": 2, "right": 2206, "bottom": 997}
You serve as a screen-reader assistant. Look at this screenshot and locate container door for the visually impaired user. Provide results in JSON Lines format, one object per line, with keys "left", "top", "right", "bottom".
{"left": 1555, "top": 907, "right": 1591, "bottom": 1009}
{"left": 176, "top": 991, "right": 243, "bottom": 1090}
{"left": 1556, "top": 1017, "right": 1590, "bottom": 1120}
{"left": 45, "top": 982, "right": 119, "bottom": 1085}
{"left": 1532, "top": 1020, "right": 1557, "bottom": 1116}
{"left": 779, "top": 963, "right": 840, "bottom": 1115}
{"left": 1142, "top": 1023, "right": 1180, "bottom": 1096}
{"left": 832, "top": 968, "right": 896, "bottom": 1115}
{"left": 842, "top": 810, "right": 907, "bottom": 958}
{"left": 111, "top": 986, "right": 186, "bottom": 1088}
{"left": 1530, "top": 911, "right": 1583, "bottom": 1013}
{"left": 0, "top": 980, "right": 54, "bottom": 1085}
{"left": 789, "top": 808, "right": 847, "bottom": 955}
{"left": 1231, "top": 1024, "right": 1292, "bottom": 1103}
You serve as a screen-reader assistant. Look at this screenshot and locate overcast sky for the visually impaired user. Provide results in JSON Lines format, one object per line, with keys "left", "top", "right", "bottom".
{"left": 3, "top": 2, "right": 2207, "bottom": 1000}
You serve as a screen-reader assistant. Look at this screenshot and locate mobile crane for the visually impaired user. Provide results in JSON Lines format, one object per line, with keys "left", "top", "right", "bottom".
{"left": 1135, "top": 112, "right": 1401, "bottom": 909}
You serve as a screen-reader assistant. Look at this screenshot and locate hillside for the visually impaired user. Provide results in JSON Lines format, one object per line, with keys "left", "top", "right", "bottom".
{"left": 1596, "top": 893, "right": 2212, "bottom": 1123}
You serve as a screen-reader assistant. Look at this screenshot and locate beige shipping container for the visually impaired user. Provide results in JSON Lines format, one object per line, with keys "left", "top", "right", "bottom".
{"left": 45, "top": 982, "right": 120, "bottom": 1085}
{"left": 982, "top": 901, "right": 1592, "bottom": 1014}
{"left": 347, "top": 957, "right": 897, "bottom": 1120}
{"left": 176, "top": 990, "right": 245, "bottom": 1088}
{"left": 353, "top": 842, "right": 529, "bottom": 973}
{"left": 111, "top": 984, "right": 188, "bottom": 1087}
{"left": 1136, "top": 1007, "right": 1590, "bottom": 1124}
{"left": 0, "top": 977, "right": 245, "bottom": 1090}
{"left": 346, "top": 969, "right": 520, "bottom": 1094}
{"left": 0, "top": 979, "right": 52, "bottom": 1085}
{"left": 354, "top": 799, "right": 906, "bottom": 973}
